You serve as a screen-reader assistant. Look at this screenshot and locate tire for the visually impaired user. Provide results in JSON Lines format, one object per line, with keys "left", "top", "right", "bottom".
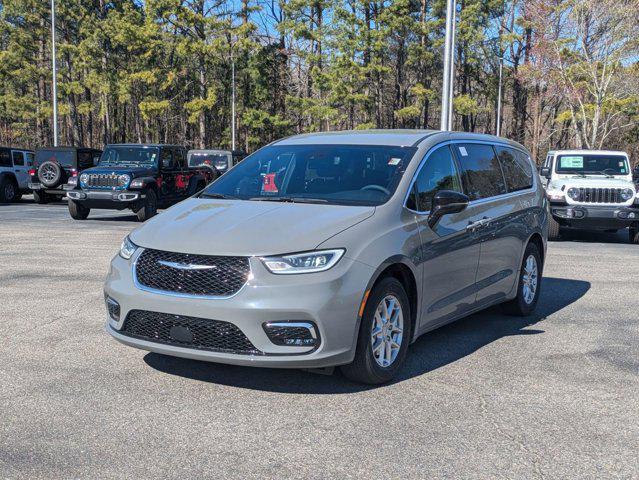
{"left": 548, "top": 215, "right": 561, "bottom": 240}
{"left": 136, "top": 188, "right": 158, "bottom": 222}
{"left": 38, "top": 161, "right": 65, "bottom": 188}
{"left": 340, "top": 277, "right": 412, "bottom": 384}
{"left": 630, "top": 226, "right": 639, "bottom": 245}
{"left": 0, "top": 177, "right": 18, "bottom": 203}
{"left": 68, "top": 199, "right": 90, "bottom": 220}
{"left": 13, "top": 191, "right": 22, "bottom": 201}
{"left": 33, "top": 190, "right": 49, "bottom": 204}
{"left": 501, "top": 242, "right": 543, "bottom": 316}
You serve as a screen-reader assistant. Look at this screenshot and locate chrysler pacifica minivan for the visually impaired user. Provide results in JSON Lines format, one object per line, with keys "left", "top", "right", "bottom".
{"left": 105, "top": 130, "right": 548, "bottom": 384}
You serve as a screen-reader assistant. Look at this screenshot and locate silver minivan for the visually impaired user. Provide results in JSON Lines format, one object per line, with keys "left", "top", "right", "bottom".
{"left": 105, "top": 130, "right": 548, "bottom": 384}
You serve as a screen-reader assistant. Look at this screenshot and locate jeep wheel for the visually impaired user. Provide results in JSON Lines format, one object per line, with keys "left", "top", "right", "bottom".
{"left": 0, "top": 178, "right": 18, "bottom": 203}
{"left": 630, "top": 226, "right": 639, "bottom": 245}
{"left": 501, "top": 242, "right": 542, "bottom": 316}
{"left": 340, "top": 277, "right": 412, "bottom": 384}
{"left": 548, "top": 215, "right": 561, "bottom": 240}
{"left": 33, "top": 190, "right": 49, "bottom": 204}
{"left": 68, "top": 199, "right": 90, "bottom": 220}
{"left": 38, "top": 161, "right": 65, "bottom": 188}
{"left": 136, "top": 189, "right": 157, "bottom": 222}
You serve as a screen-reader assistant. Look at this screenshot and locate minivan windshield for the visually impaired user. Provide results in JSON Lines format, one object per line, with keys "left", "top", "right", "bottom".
{"left": 200, "top": 144, "right": 417, "bottom": 206}
{"left": 556, "top": 154, "right": 629, "bottom": 176}
{"left": 99, "top": 146, "right": 159, "bottom": 167}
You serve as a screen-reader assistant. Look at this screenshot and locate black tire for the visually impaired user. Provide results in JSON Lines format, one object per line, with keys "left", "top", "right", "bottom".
{"left": 0, "top": 177, "right": 18, "bottom": 203}
{"left": 630, "top": 226, "right": 639, "bottom": 245}
{"left": 14, "top": 191, "right": 22, "bottom": 201}
{"left": 33, "top": 190, "right": 49, "bottom": 204}
{"left": 501, "top": 242, "right": 543, "bottom": 316}
{"left": 68, "top": 199, "right": 90, "bottom": 220}
{"left": 136, "top": 188, "right": 158, "bottom": 222}
{"left": 38, "top": 161, "right": 65, "bottom": 188}
{"left": 340, "top": 277, "right": 412, "bottom": 385}
{"left": 548, "top": 215, "right": 561, "bottom": 240}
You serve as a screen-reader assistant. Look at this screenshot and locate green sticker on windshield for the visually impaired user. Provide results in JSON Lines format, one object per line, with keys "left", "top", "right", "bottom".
{"left": 560, "top": 156, "right": 583, "bottom": 168}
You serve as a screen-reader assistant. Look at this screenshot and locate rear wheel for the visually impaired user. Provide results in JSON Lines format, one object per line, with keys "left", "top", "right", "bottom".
{"left": 548, "top": 215, "right": 561, "bottom": 240}
{"left": 501, "top": 242, "right": 542, "bottom": 316}
{"left": 68, "top": 199, "right": 90, "bottom": 220}
{"left": 630, "top": 226, "right": 639, "bottom": 245}
{"left": 340, "top": 277, "right": 411, "bottom": 384}
{"left": 33, "top": 190, "right": 49, "bottom": 204}
{"left": 135, "top": 188, "right": 158, "bottom": 222}
{"left": 0, "top": 178, "right": 18, "bottom": 203}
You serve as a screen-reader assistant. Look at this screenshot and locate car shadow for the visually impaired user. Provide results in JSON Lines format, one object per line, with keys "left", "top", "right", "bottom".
{"left": 143, "top": 277, "right": 591, "bottom": 393}
{"left": 554, "top": 229, "right": 629, "bottom": 244}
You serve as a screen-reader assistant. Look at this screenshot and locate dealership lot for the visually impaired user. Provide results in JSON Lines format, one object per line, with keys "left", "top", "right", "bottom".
{"left": 1, "top": 199, "right": 638, "bottom": 479}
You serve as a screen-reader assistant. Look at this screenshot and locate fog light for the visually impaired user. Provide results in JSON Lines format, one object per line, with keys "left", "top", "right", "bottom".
{"left": 263, "top": 322, "right": 319, "bottom": 347}
{"left": 573, "top": 209, "right": 585, "bottom": 219}
{"left": 105, "top": 296, "right": 120, "bottom": 321}
{"left": 618, "top": 211, "right": 628, "bottom": 219}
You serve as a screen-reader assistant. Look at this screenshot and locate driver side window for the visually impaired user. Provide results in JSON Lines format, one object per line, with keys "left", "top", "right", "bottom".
{"left": 407, "top": 145, "right": 462, "bottom": 212}
{"left": 161, "top": 148, "right": 174, "bottom": 170}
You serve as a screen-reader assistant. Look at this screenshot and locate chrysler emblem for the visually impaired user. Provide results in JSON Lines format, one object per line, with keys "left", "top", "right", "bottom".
{"left": 157, "top": 260, "right": 216, "bottom": 271}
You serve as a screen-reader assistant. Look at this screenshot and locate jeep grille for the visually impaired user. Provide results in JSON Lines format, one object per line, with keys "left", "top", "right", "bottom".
{"left": 575, "top": 187, "right": 626, "bottom": 204}
{"left": 85, "top": 173, "right": 120, "bottom": 188}
{"left": 134, "top": 248, "right": 250, "bottom": 298}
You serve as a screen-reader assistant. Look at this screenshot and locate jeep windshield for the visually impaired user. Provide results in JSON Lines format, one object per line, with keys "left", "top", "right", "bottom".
{"left": 556, "top": 154, "right": 629, "bottom": 176}
{"left": 199, "top": 144, "right": 417, "bottom": 206}
{"left": 99, "top": 146, "right": 159, "bottom": 167}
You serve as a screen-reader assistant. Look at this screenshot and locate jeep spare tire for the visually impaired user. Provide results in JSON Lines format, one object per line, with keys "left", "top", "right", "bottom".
{"left": 38, "top": 161, "right": 65, "bottom": 188}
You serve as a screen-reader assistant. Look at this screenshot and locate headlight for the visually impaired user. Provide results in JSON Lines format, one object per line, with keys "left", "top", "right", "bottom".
{"left": 620, "top": 188, "right": 634, "bottom": 201}
{"left": 567, "top": 187, "right": 580, "bottom": 201}
{"left": 79, "top": 173, "right": 89, "bottom": 184}
{"left": 261, "top": 249, "right": 345, "bottom": 274}
{"left": 118, "top": 174, "right": 131, "bottom": 187}
{"left": 130, "top": 178, "right": 144, "bottom": 188}
{"left": 119, "top": 235, "right": 138, "bottom": 260}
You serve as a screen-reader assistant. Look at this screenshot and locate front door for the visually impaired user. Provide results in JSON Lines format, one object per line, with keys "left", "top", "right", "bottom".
{"left": 11, "top": 151, "right": 29, "bottom": 189}
{"left": 407, "top": 144, "right": 482, "bottom": 333}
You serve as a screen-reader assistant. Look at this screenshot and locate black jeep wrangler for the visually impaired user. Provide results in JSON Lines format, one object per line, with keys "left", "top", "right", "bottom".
{"left": 65, "top": 144, "right": 218, "bottom": 221}
{"left": 29, "top": 147, "right": 102, "bottom": 203}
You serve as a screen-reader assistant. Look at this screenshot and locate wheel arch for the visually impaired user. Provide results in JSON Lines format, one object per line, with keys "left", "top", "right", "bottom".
{"left": 0, "top": 171, "right": 18, "bottom": 185}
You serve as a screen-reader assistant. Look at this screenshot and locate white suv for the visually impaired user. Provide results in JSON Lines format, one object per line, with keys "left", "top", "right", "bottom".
{"left": 0, "top": 147, "right": 35, "bottom": 203}
{"left": 541, "top": 150, "right": 639, "bottom": 243}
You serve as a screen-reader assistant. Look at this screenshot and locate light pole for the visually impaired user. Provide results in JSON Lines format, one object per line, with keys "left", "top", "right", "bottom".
{"left": 231, "top": 59, "right": 236, "bottom": 151}
{"left": 440, "top": 0, "right": 456, "bottom": 131}
{"left": 496, "top": 56, "right": 503, "bottom": 137}
{"left": 50, "top": 0, "right": 59, "bottom": 146}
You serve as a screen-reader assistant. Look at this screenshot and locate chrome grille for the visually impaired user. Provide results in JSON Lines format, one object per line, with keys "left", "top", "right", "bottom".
{"left": 577, "top": 187, "right": 625, "bottom": 204}
{"left": 121, "top": 310, "right": 261, "bottom": 355}
{"left": 86, "top": 173, "right": 119, "bottom": 188}
{"left": 135, "top": 248, "right": 250, "bottom": 297}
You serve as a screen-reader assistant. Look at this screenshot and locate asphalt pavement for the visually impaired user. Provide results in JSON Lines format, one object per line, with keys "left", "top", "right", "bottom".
{"left": 1, "top": 197, "right": 637, "bottom": 479}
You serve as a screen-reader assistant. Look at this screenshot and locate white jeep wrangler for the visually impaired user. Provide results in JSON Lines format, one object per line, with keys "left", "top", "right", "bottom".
{"left": 541, "top": 150, "right": 639, "bottom": 243}
{"left": 0, "top": 147, "right": 35, "bottom": 203}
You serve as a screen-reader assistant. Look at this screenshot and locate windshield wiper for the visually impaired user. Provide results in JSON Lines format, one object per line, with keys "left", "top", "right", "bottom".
{"left": 199, "top": 192, "right": 237, "bottom": 199}
{"left": 248, "top": 196, "right": 328, "bottom": 204}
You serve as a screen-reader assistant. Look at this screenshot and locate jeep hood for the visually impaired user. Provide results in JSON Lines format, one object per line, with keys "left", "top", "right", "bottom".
{"left": 129, "top": 198, "right": 375, "bottom": 256}
{"left": 82, "top": 165, "right": 155, "bottom": 177}
{"left": 549, "top": 177, "right": 635, "bottom": 190}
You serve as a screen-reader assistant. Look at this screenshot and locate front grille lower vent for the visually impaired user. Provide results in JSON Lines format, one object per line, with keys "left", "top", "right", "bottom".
{"left": 135, "top": 248, "right": 250, "bottom": 297}
{"left": 121, "top": 310, "right": 262, "bottom": 355}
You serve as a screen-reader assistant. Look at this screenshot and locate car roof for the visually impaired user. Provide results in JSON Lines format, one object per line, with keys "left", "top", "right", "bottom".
{"left": 35, "top": 146, "right": 101, "bottom": 152}
{"left": 107, "top": 143, "right": 184, "bottom": 148}
{"left": 551, "top": 149, "right": 629, "bottom": 156}
{"left": 188, "top": 149, "right": 231, "bottom": 154}
{"left": 0, "top": 146, "right": 34, "bottom": 152}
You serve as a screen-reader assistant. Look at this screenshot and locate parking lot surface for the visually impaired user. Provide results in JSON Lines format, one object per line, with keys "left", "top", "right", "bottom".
{"left": 1, "top": 198, "right": 638, "bottom": 479}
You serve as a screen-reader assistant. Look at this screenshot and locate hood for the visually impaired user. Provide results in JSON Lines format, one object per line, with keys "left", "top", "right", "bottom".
{"left": 129, "top": 198, "right": 375, "bottom": 256}
{"left": 82, "top": 165, "right": 156, "bottom": 177}
{"left": 549, "top": 176, "right": 634, "bottom": 190}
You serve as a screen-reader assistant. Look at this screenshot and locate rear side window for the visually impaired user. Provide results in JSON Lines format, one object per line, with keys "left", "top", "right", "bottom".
{"left": 454, "top": 143, "right": 506, "bottom": 200}
{"left": 407, "top": 145, "right": 462, "bottom": 212}
{"left": 26, "top": 152, "right": 34, "bottom": 166}
{"left": 35, "top": 149, "right": 75, "bottom": 168}
{"left": 495, "top": 146, "right": 533, "bottom": 192}
{"left": 0, "top": 149, "right": 10, "bottom": 167}
{"left": 12, "top": 151, "right": 25, "bottom": 166}
{"left": 78, "top": 151, "right": 94, "bottom": 169}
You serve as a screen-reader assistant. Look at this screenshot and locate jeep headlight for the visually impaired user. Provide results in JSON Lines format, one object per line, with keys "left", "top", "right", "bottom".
{"left": 119, "top": 235, "right": 138, "bottom": 260}
{"left": 118, "top": 174, "right": 131, "bottom": 187}
{"left": 79, "top": 173, "right": 89, "bottom": 184}
{"left": 567, "top": 187, "right": 580, "bottom": 201}
{"left": 261, "top": 249, "right": 345, "bottom": 274}
{"left": 620, "top": 188, "right": 634, "bottom": 201}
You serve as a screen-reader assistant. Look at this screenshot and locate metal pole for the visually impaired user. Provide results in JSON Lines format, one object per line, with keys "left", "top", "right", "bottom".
{"left": 496, "top": 57, "right": 503, "bottom": 137}
{"left": 440, "top": 0, "right": 456, "bottom": 131}
{"left": 231, "top": 60, "right": 236, "bottom": 151}
{"left": 50, "top": 0, "right": 59, "bottom": 146}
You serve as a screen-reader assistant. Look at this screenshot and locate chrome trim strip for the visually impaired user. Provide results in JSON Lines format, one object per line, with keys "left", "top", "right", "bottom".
{"left": 131, "top": 248, "right": 251, "bottom": 300}
{"left": 403, "top": 139, "right": 537, "bottom": 215}
{"left": 264, "top": 321, "right": 318, "bottom": 339}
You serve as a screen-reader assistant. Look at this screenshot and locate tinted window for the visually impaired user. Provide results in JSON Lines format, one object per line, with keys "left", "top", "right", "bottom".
{"left": 0, "top": 149, "right": 12, "bottom": 167}
{"left": 12, "top": 151, "right": 25, "bottom": 166}
{"left": 77, "top": 151, "right": 94, "bottom": 169}
{"left": 407, "top": 145, "right": 462, "bottom": 212}
{"left": 455, "top": 143, "right": 506, "bottom": 200}
{"left": 160, "top": 148, "right": 173, "bottom": 169}
{"left": 35, "top": 149, "right": 75, "bottom": 168}
{"left": 495, "top": 146, "right": 533, "bottom": 192}
{"left": 188, "top": 152, "right": 230, "bottom": 169}
{"left": 173, "top": 148, "right": 186, "bottom": 168}
{"left": 26, "top": 152, "right": 34, "bottom": 166}
{"left": 201, "top": 144, "right": 417, "bottom": 206}
{"left": 100, "top": 146, "right": 159, "bottom": 166}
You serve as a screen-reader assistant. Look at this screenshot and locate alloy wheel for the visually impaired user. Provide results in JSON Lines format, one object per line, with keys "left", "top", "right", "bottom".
{"left": 522, "top": 254, "right": 538, "bottom": 305}
{"left": 370, "top": 294, "right": 404, "bottom": 367}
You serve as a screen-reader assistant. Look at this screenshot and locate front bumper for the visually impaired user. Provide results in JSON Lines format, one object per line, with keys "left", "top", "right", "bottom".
{"left": 104, "top": 250, "right": 373, "bottom": 368}
{"left": 551, "top": 204, "right": 639, "bottom": 229}
{"left": 67, "top": 189, "right": 145, "bottom": 209}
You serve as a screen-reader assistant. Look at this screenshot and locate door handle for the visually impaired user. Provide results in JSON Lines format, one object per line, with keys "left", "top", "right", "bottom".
{"left": 466, "top": 217, "right": 492, "bottom": 231}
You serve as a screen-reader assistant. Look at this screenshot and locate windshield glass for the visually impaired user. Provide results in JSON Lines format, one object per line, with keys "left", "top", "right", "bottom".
{"left": 36, "top": 149, "right": 75, "bottom": 167}
{"left": 556, "top": 154, "right": 629, "bottom": 175}
{"left": 99, "top": 146, "right": 159, "bottom": 166}
{"left": 200, "top": 144, "right": 417, "bottom": 206}
{"left": 188, "top": 152, "right": 229, "bottom": 168}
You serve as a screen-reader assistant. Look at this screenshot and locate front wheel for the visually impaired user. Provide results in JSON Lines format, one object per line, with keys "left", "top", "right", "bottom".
{"left": 548, "top": 215, "right": 561, "bottom": 240}
{"left": 68, "top": 199, "right": 90, "bottom": 220}
{"left": 501, "top": 242, "right": 542, "bottom": 316}
{"left": 0, "top": 178, "right": 18, "bottom": 203}
{"left": 340, "top": 277, "right": 411, "bottom": 384}
{"left": 135, "top": 189, "right": 157, "bottom": 222}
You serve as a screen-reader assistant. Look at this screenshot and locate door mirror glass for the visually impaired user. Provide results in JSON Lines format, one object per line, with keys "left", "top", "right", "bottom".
{"left": 428, "top": 190, "right": 469, "bottom": 227}
{"left": 539, "top": 166, "right": 551, "bottom": 179}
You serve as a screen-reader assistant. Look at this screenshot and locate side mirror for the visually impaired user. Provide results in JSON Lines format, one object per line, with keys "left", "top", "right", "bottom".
{"left": 428, "top": 190, "right": 469, "bottom": 228}
{"left": 539, "top": 166, "right": 551, "bottom": 179}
